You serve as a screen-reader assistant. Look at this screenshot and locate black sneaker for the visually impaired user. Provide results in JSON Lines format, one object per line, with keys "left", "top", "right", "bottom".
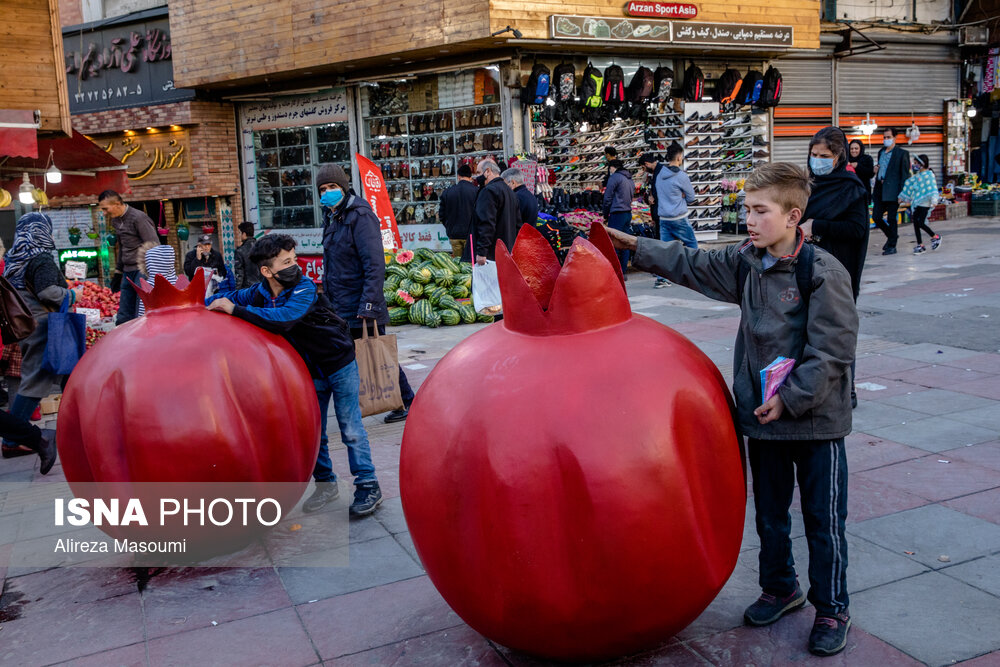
{"left": 384, "top": 407, "right": 408, "bottom": 423}
{"left": 302, "top": 481, "right": 340, "bottom": 513}
{"left": 809, "top": 612, "right": 851, "bottom": 656}
{"left": 350, "top": 482, "right": 383, "bottom": 517}
{"left": 882, "top": 247, "right": 897, "bottom": 255}
{"left": 33, "top": 437, "right": 57, "bottom": 475}
{"left": 744, "top": 586, "right": 807, "bottom": 626}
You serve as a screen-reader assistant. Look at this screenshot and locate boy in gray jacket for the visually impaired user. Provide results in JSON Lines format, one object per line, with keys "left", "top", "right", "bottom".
{"left": 605, "top": 163, "right": 858, "bottom": 657}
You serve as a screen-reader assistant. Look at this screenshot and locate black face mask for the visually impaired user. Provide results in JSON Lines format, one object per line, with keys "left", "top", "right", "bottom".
{"left": 272, "top": 265, "right": 302, "bottom": 289}
{"left": 475, "top": 174, "right": 486, "bottom": 187}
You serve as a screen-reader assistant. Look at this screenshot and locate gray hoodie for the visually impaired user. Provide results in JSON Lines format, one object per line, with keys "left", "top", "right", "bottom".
{"left": 632, "top": 235, "right": 858, "bottom": 441}
{"left": 654, "top": 166, "right": 697, "bottom": 220}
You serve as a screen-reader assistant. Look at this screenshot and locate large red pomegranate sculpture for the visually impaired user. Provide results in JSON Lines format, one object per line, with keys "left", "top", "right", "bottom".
{"left": 400, "top": 224, "right": 746, "bottom": 661}
{"left": 57, "top": 272, "right": 320, "bottom": 552}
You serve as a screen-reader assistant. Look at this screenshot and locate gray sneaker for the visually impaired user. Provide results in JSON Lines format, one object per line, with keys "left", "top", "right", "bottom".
{"left": 302, "top": 481, "right": 340, "bottom": 513}
{"left": 809, "top": 612, "right": 851, "bottom": 656}
{"left": 744, "top": 586, "right": 807, "bottom": 626}
{"left": 350, "top": 482, "right": 383, "bottom": 517}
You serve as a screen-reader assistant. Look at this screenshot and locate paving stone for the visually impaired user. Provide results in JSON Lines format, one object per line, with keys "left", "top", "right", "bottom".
{"left": 142, "top": 567, "right": 294, "bottom": 639}
{"left": 854, "top": 354, "right": 931, "bottom": 378}
{"left": 848, "top": 474, "right": 930, "bottom": 521}
{"left": 146, "top": 607, "right": 319, "bottom": 667}
{"left": 688, "top": 608, "right": 923, "bottom": 666}
{"left": 952, "top": 653, "right": 1000, "bottom": 666}
{"left": 323, "top": 623, "right": 506, "bottom": 666}
{"left": 56, "top": 642, "right": 147, "bottom": 667}
{"left": 847, "top": 504, "right": 1000, "bottom": 570}
{"left": 393, "top": 531, "right": 423, "bottom": 569}
{"left": 878, "top": 388, "right": 996, "bottom": 415}
{"left": 949, "top": 406, "right": 1000, "bottom": 436}
{"left": 373, "top": 495, "right": 408, "bottom": 535}
{"left": 844, "top": 434, "right": 926, "bottom": 472}
{"left": 886, "top": 343, "right": 983, "bottom": 364}
{"left": 856, "top": 456, "right": 1000, "bottom": 502}
{"left": 951, "top": 376, "right": 1000, "bottom": 401}
{"left": 867, "top": 416, "right": 997, "bottom": 453}
{"left": 675, "top": 562, "right": 761, "bottom": 642}
{"left": 940, "top": 353, "right": 1000, "bottom": 374}
{"left": 943, "top": 553, "right": 1000, "bottom": 598}
{"left": 0, "top": 591, "right": 144, "bottom": 666}
{"left": 943, "top": 488, "right": 1000, "bottom": 526}
{"left": 278, "top": 535, "right": 424, "bottom": 604}
{"left": 0, "top": 565, "right": 136, "bottom": 618}
{"left": 888, "top": 364, "right": 995, "bottom": 388}
{"left": 850, "top": 571, "right": 1000, "bottom": 666}
{"left": 853, "top": 376, "right": 928, "bottom": 400}
{"left": 297, "top": 575, "right": 462, "bottom": 659}
{"left": 849, "top": 401, "right": 925, "bottom": 432}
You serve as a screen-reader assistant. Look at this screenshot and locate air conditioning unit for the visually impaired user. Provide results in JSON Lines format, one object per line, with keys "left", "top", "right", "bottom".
{"left": 960, "top": 26, "right": 988, "bottom": 46}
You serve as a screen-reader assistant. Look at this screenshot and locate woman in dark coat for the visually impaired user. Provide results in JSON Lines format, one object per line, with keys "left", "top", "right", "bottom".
{"left": 848, "top": 139, "right": 875, "bottom": 205}
{"left": 800, "top": 127, "right": 868, "bottom": 408}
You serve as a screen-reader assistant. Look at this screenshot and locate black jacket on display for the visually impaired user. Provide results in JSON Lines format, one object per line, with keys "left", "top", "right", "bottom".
{"left": 804, "top": 162, "right": 869, "bottom": 301}
{"left": 471, "top": 178, "right": 521, "bottom": 260}
{"left": 438, "top": 180, "right": 478, "bottom": 240}
{"left": 321, "top": 194, "right": 388, "bottom": 328}
{"left": 513, "top": 184, "right": 539, "bottom": 226}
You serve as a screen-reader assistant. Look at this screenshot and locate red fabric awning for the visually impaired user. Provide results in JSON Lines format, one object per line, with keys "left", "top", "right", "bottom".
{"left": 0, "top": 130, "right": 129, "bottom": 199}
{"left": 0, "top": 110, "right": 40, "bottom": 159}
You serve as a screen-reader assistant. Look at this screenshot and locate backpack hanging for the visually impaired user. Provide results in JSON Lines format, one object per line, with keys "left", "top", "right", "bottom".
{"left": 521, "top": 63, "right": 551, "bottom": 106}
{"left": 683, "top": 64, "right": 705, "bottom": 102}
{"left": 715, "top": 68, "right": 744, "bottom": 105}
{"left": 653, "top": 66, "right": 674, "bottom": 103}
{"left": 602, "top": 65, "right": 627, "bottom": 106}
{"left": 740, "top": 69, "right": 765, "bottom": 106}
{"left": 552, "top": 63, "right": 576, "bottom": 104}
{"left": 756, "top": 66, "right": 783, "bottom": 108}
{"left": 626, "top": 66, "right": 655, "bottom": 104}
{"left": 579, "top": 63, "right": 604, "bottom": 108}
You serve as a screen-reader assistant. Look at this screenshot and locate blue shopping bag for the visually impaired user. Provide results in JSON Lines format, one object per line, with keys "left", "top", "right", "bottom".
{"left": 42, "top": 294, "right": 87, "bottom": 375}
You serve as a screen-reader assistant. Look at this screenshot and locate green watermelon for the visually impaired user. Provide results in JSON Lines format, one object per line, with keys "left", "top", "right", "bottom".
{"left": 396, "top": 290, "right": 416, "bottom": 306}
{"left": 408, "top": 299, "right": 430, "bottom": 325}
{"left": 457, "top": 274, "right": 472, "bottom": 289}
{"left": 388, "top": 307, "right": 409, "bottom": 325}
{"left": 386, "top": 264, "right": 409, "bottom": 279}
{"left": 414, "top": 248, "right": 436, "bottom": 262}
{"left": 408, "top": 281, "right": 424, "bottom": 298}
{"left": 394, "top": 249, "right": 416, "bottom": 265}
{"left": 476, "top": 313, "right": 495, "bottom": 323}
{"left": 460, "top": 263, "right": 472, "bottom": 275}
{"left": 431, "top": 268, "right": 454, "bottom": 287}
{"left": 449, "top": 284, "right": 470, "bottom": 299}
{"left": 399, "top": 278, "right": 416, "bottom": 294}
{"left": 409, "top": 266, "right": 433, "bottom": 284}
{"left": 457, "top": 303, "right": 477, "bottom": 324}
{"left": 438, "top": 309, "right": 461, "bottom": 326}
{"left": 383, "top": 289, "right": 397, "bottom": 306}
{"left": 431, "top": 252, "right": 460, "bottom": 273}
{"left": 427, "top": 286, "right": 447, "bottom": 306}
{"left": 384, "top": 274, "right": 401, "bottom": 291}
{"left": 437, "top": 294, "right": 460, "bottom": 311}
{"left": 423, "top": 309, "right": 442, "bottom": 328}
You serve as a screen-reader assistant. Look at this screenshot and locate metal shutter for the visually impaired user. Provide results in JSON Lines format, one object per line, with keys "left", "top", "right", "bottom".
{"left": 836, "top": 44, "right": 958, "bottom": 114}
{"left": 775, "top": 59, "right": 833, "bottom": 105}
{"left": 772, "top": 138, "right": 810, "bottom": 165}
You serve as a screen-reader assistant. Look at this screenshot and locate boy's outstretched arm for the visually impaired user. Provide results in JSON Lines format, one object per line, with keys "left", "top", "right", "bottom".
{"left": 605, "top": 225, "right": 741, "bottom": 304}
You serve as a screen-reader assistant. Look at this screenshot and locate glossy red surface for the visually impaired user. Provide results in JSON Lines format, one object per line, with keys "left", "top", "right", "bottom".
{"left": 400, "top": 225, "right": 746, "bottom": 661}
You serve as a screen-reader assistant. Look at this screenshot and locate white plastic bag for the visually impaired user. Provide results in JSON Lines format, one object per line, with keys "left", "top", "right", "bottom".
{"left": 471, "top": 260, "right": 503, "bottom": 315}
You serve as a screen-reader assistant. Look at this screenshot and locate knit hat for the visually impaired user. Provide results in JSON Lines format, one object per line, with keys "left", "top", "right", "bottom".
{"left": 316, "top": 164, "right": 350, "bottom": 192}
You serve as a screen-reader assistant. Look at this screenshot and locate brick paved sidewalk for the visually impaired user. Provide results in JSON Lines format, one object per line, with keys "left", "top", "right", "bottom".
{"left": 1, "top": 217, "right": 998, "bottom": 666}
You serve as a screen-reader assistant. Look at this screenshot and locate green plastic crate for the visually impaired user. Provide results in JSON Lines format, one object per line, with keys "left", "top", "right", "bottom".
{"left": 970, "top": 200, "right": 1000, "bottom": 217}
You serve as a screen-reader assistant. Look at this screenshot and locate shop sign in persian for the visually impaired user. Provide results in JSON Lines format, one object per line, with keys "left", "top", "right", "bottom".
{"left": 672, "top": 21, "right": 793, "bottom": 47}
{"left": 549, "top": 15, "right": 793, "bottom": 47}
{"left": 624, "top": 1, "right": 697, "bottom": 19}
{"left": 241, "top": 90, "right": 349, "bottom": 132}
{"left": 91, "top": 128, "right": 193, "bottom": 185}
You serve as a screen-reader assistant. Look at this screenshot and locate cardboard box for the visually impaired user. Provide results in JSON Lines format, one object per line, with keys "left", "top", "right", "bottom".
{"left": 40, "top": 394, "right": 62, "bottom": 415}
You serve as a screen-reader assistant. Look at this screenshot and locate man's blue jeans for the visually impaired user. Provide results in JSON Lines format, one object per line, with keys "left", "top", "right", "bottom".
{"left": 116, "top": 270, "right": 142, "bottom": 325}
{"left": 606, "top": 211, "right": 633, "bottom": 274}
{"left": 659, "top": 216, "right": 699, "bottom": 249}
{"left": 312, "top": 361, "right": 377, "bottom": 485}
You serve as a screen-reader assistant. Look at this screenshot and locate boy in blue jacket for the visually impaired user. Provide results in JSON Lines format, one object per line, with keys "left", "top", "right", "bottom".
{"left": 207, "top": 234, "right": 382, "bottom": 518}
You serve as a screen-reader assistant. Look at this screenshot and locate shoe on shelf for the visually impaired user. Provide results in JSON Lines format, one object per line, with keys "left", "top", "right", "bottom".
{"left": 809, "top": 612, "right": 851, "bottom": 656}
{"left": 931, "top": 234, "right": 942, "bottom": 250}
{"left": 384, "top": 407, "right": 409, "bottom": 423}
{"left": 882, "top": 247, "right": 898, "bottom": 255}
{"left": 744, "top": 586, "right": 807, "bottom": 627}
{"left": 303, "top": 481, "right": 341, "bottom": 513}
{"left": 913, "top": 244, "right": 926, "bottom": 254}
{"left": 350, "top": 481, "right": 384, "bottom": 517}
{"left": 686, "top": 111, "right": 700, "bottom": 122}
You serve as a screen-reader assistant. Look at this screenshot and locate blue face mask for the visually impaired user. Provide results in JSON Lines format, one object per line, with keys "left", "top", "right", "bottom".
{"left": 809, "top": 156, "right": 835, "bottom": 176}
{"left": 320, "top": 189, "right": 344, "bottom": 208}
{"left": 883, "top": 138, "right": 894, "bottom": 148}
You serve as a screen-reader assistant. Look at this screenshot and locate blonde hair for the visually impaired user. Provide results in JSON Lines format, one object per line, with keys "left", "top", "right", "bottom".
{"left": 744, "top": 162, "right": 811, "bottom": 213}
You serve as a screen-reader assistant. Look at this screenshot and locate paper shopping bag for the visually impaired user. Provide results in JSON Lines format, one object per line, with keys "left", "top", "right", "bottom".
{"left": 355, "top": 321, "right": 404, "bottom": 417}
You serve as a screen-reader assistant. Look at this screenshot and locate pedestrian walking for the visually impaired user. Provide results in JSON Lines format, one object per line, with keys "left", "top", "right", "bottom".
{"left": 847, "top": 140, "right": 875, "bottom": 205}
{"left": 471, "top": 159, "right": 519, "bottom": 263}
{"left": 603, "top": 159, "right": 636, "bottom": 276}
{"left": 605, "top": 163, "right": 858, "bottom": 657}
{"left": 872, "top": 128, "right": 911, "bottom": 255}
{"left": 898, "top": 154, "right": 942, "bottom": 254}
{"left": 98, "top": 190, "right": 159, "bottom": 324}
{"left": 438, "top": 164, "right": 478, "bottom": 258}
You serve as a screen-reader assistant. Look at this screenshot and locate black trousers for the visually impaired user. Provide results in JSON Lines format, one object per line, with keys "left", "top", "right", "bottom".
{"left": 350, "top": 323, "right": 415, "bottom": 407}
{"left": 872, "top": 183, "right": 899, "bottom": 250}
{"left": 0, "top": 409, "right": 42, "bottom": 448}
{"left": 748, "top": 437, "right": 849, "bottom": 616}
{"left": 911, "top": 206, "right": 936, "bottom": 245}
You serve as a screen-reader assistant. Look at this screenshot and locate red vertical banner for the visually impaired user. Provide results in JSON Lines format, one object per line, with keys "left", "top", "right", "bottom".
{"left": 355, "top": 154, "right": 402, "bottom": 250}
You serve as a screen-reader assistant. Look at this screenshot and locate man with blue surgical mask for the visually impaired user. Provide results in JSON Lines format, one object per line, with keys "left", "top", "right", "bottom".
{"left": 872, "top": 127, "right": 911, "bottom": 256}
{"left": 316, "top": 164, "right": 415, "bottom": 429}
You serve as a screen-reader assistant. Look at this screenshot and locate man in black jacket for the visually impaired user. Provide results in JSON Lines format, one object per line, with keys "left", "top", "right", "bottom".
{"left": 472, "top": 159, "right": 520, "bottom": 263}
{"left": 207, "top": 234, "right": 381, "bottom": 517}
{"left": 640, "top": 153, "right": 664, "bottom": 228}
{"left": 438, "top": 164, "right": 478, "bottom": 258}
{"left": 873, "top": 127, "right": 911, "bottom": 255}
{"left": 316, "top": 163, "right": 415, "bottom": 424}
{"left": 502, "top": 167, "right": 539, "bottom": 227}
{"left": 183, "top": 234, "right": 227, "bottom": 280}
{"left": 233, "top": 222, "right": 263, "bottom": 289}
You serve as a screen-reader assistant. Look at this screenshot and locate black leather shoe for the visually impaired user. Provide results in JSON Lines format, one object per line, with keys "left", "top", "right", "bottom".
{"left": 882, "top": 247, "right": 897, "bottom": 255}
{"left": 384, "top": 408, "right": 408, "bottom": 423}
{"left": 34, "top": 437, "right": 57, "bottom": 475}
{"left": 302, "top": 481, "right": 341, "bottom": 513}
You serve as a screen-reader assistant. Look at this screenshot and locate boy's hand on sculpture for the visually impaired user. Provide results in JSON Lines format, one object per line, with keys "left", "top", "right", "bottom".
{"left": 604, "top": 225, "right": 638, "bottom": 251}
{"left": 208, "top": 297, "right": 235, "bottom": 315}
{"left": 754, "top": 394, "right": 785, "bottom": 424}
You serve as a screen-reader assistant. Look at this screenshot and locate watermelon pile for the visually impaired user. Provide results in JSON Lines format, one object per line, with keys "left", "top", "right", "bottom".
{"left": 384, "top": 248, "right": 493, "bottom": 328}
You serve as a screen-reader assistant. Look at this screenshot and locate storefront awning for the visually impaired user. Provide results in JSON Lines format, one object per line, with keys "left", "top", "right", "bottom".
{"left": 0, "top": 110, "right": 41, "bottom": 159}
{"left": 0, "top": 130, "right": 130, "bottom": 199}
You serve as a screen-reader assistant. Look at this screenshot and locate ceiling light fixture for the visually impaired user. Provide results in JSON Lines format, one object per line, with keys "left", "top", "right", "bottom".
{"left": 45, "top": 148, "right": 61, "bottom": 184}
{"left": 18, "top": 173, "right": 34, "bottom": 205}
